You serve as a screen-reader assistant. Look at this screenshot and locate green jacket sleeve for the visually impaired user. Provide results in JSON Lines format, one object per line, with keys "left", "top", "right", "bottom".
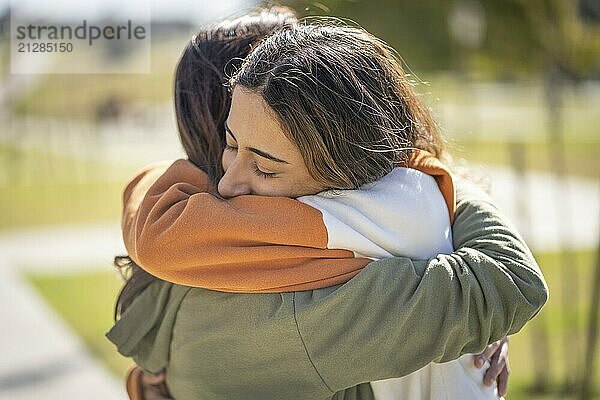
{"left": 294, "top": 180, "right": 548, "bottom": 392}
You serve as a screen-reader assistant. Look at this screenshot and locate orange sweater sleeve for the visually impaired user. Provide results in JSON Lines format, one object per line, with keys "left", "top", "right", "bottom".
{"left": 122, "top": 150, "right": 454, "bottom": 292}
{"left": 122, "top": 159, "right": 367, "bottom": 292}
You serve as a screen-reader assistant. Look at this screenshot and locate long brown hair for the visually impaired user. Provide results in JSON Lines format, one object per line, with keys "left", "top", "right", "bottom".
{"left": 114, "top": 7, "right": 298, "bottom": 320}
{"left": 231, "top": 23, "right": 444, "bottom": 190}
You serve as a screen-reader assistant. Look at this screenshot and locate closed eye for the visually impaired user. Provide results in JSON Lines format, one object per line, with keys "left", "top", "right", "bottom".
{"left": 253, "top": 163, "right": 277, "bottom": 179}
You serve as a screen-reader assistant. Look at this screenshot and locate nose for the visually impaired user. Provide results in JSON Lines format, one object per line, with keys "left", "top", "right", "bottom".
{"left": 218, "top": 160, "right": 252, "bottom": 198}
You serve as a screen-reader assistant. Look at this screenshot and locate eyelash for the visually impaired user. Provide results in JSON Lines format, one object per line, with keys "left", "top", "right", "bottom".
{"left": 253, "top": 163, "right": 277, "bottom": 179}
{"left": 224, "top": 145, "right": 276, "bottom": 179}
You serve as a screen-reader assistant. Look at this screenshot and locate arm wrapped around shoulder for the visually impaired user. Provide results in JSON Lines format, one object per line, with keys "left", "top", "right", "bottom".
{"left": 294, "top": 180, "right": 548, "bottom": 390}
{"left": 120, "top": 159, "right": 368, "bottom": 291}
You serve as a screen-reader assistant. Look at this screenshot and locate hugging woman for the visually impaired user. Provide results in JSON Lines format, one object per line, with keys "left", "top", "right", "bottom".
{"left": 108, "top": 8, "right": 548, "bottom": 400}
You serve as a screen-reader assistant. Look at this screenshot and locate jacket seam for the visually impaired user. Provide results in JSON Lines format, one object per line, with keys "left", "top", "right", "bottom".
{"left": 292, "top": 292, "right": 335, "bottom": 394}
{"left": 166, "top": 286, "right": 193, "bottom": 365}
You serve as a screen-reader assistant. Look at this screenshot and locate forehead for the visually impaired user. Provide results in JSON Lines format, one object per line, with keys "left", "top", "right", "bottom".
{"left": 227, "top": 87, "right": 299, "bottom": 155}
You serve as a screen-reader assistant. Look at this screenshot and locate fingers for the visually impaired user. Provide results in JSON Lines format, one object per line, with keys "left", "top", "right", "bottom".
{"left": 473, "top": 340, "right": 501, "bottom": 368}
{"left": 141, "top": 371, "right": 171, "bottom": 400}
{"left": 142, "top": 371, "right": 166, "bottom": 385}
{"left": 482, "top": 337, "right": 510, "bottom": 396}
{"left": 483, "top": 346, "right": 505, "bottom": 386}
{"left": 496, "top": 361, "right": 510, "bottom": 397}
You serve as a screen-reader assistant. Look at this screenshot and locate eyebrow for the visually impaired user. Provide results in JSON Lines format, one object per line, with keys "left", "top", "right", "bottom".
{"left": 224, "top": 120, "right": 290, "bottom": 164}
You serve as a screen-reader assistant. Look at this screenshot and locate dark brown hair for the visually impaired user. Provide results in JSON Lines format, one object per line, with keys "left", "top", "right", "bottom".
{"left": 231, "top": 23, "right": 444, "bottom": 190}
{"left": 175, "top": 7, "right": 298, "bottom": 181}
{"left": 114, "top": 7, "right": 298, "bottom": 320}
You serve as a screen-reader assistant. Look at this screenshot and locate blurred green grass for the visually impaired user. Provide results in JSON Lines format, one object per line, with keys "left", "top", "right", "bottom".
{"left": 27, "top": 269, "right": 132, "bottom": 378}
{"left": 0, "top": 181, "right": 123, "bottom": 228}
{"left": 507, "top": 249, "right": 600, "bottom": 399}
{"left": 0, "top": 143, "right": 130, "bottom": 229}
{"left": 26, "top": 248, "right": 600, "bottom": 399}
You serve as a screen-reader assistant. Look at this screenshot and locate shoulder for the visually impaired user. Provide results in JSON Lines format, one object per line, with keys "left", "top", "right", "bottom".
{"left": 299, "top": 167, "right": 453, "bottom": 259}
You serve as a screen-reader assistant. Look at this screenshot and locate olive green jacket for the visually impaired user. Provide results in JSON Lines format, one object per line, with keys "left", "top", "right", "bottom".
{"left": 107, "top": 182, "right": 548, "bottom": 400}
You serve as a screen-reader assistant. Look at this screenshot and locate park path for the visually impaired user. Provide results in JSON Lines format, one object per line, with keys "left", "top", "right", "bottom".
{"left": 0, "top": 166, "right": 597, "bottom": 400}
{"left": 0, "top": 223, "right": 126, "bottom": 400}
